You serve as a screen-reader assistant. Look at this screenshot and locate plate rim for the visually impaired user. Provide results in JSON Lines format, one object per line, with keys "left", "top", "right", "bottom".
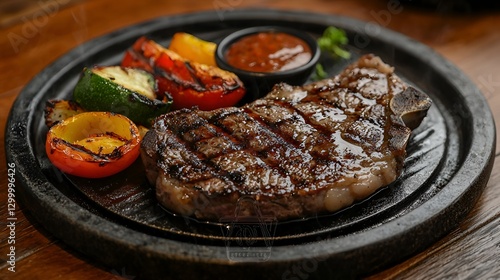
{"left": 5, "top": 7, "right": 496, "bottom": 278}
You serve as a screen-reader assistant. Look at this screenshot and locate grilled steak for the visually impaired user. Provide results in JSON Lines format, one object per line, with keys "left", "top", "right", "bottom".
{"left": 141, "top": 54, "right": 432, "bottom": 221}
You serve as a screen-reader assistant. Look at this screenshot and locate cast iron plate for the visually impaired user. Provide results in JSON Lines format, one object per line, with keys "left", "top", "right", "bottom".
{"left": 5, "top": 8, "right": 496, "bottom": 280}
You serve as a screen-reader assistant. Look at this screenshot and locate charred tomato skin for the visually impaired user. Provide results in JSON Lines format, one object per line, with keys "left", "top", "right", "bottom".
{"left": 45, "top": 112, "right": 141, "bottom": 178}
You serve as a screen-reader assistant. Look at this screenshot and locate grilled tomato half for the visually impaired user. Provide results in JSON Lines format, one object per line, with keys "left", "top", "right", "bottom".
{"left": 45, "top": 112, "right": 141, "bottom": 178}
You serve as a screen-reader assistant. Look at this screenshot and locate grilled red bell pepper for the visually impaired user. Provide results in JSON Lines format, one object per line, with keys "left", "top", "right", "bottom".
{"left": 122, "top": 36, "right": 246, "bottom": 111}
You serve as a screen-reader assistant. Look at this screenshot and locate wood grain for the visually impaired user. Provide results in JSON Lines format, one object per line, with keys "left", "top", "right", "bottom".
{"left": 1, "top": 0, "right": 499, "bottom": 279}
{"left": 367, "top": 155, "right": 500, "bottom": 279}
{"left": 0, "top": 0, "right": 81, "bottom": 28}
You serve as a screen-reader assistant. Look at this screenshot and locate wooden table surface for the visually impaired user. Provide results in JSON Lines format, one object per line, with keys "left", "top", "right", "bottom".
{"left": 1, "top": 0, "right": 499, "bottom": 279}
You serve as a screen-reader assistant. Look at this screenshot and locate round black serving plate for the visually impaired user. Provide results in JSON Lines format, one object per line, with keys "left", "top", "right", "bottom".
{"left": 5, "top": 8, "right": 496, "bottom": 280}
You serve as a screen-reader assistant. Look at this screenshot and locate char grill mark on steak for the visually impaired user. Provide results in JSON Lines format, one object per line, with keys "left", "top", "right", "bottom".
{"left": 154, "top": 107, "right": 302, "bottom": 195}
{"left": 204, "top": 107, "right": 312, "bottom": 193}
{"left": 142, "top": 54, "right": 432, "bottom": 221}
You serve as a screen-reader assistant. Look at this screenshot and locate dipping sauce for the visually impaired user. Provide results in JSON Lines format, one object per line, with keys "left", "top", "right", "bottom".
{"left": 225, "top": 32, "right": 312, "bottom": 73}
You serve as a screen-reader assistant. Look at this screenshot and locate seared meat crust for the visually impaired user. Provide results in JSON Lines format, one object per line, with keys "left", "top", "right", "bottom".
{"left": 141, "top": 54, "right": 432, "bottom": 221}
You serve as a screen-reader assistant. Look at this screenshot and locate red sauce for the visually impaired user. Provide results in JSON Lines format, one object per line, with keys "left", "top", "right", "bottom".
{"left": 225, "top": 32, "right": 312, "bottom": 73}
